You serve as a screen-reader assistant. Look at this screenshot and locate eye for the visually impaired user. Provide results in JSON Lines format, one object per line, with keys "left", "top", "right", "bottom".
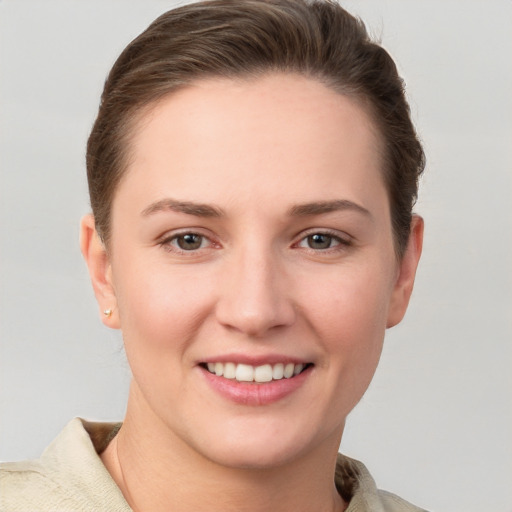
{"left": 304, "top": 233, "right": 338, "bottom": 250}
{"left": 161, "top": 232, "right": 213, "bottom": 252}
{"left": 174, "top": 233, "right": 205, "bottom": 250}
{"left": 296, "top": 231, "right": 350, "bottom": 251}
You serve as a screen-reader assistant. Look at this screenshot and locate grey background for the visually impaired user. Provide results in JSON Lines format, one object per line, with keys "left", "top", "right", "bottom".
{"left": 1, "top": 1, "right": 511, "bottom": 511}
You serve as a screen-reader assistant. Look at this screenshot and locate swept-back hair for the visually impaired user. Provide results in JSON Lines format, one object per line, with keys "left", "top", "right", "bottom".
{"left": 87, "top": 0, "right": 425, "bottom": 257}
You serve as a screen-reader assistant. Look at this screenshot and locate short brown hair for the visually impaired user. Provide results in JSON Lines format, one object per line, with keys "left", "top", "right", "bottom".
{"left": 87, "top": 0, "right": 425, "bottom": 258}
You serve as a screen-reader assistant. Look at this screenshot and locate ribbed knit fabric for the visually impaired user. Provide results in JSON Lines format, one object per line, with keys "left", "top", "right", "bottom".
{"left": 0, "top": 419, "right": 427, "bottom": 511}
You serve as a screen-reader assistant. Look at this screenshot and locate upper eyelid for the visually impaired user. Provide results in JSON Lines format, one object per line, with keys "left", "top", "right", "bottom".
{"left": 294, "top": 227, "right": 352, "bottom": 243}
{"left": 156, "top": 227, "right": 352, "bottom": 247}
{"left": 158, "top": 232, "right": 220, "bottom": 257}
{"left": 158, "top": 227, "right": 215, "bottom": 242}
{"left": 158, "top": 229, "right": 218, "bottom": 250}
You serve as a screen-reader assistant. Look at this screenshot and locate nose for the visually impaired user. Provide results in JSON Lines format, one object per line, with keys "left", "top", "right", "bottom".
{"left": 215, "top": 245, "right": 296, "bottom": 338}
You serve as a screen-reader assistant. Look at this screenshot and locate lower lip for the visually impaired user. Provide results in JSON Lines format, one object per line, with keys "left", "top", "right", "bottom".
{"left": 200, "top": 366, "right": 312, "bottom": 406}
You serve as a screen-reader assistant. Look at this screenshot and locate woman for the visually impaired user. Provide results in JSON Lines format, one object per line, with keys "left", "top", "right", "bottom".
{"left": 1, "top": 1, "right": 426, "bottom": 510}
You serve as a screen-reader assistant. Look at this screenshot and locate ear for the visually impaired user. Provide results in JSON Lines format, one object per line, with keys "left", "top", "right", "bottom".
{"left": 386, "top": 215, "right": 424, "bottom": 328}
{"left": 80, "top": 214, "right": 120, "bottom": 329}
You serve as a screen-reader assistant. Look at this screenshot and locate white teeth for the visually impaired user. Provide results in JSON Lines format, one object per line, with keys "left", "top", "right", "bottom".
{"left": 272, "top": 363, "right": 284, "bottom": 380}
{"left": 283, "top": 363, "right": 295, "bottom": 379}
{"left": 205, "top": 361, "right": 308, "bottom": 382}
{"left": 223, "top": 362, "right": 236, "bottom": 379}
{"left": 254, "top": 364, "right": 273, "bottom": 383}
{"left": 235, "top": 364, "right": 254, "bottom": 382}
{"left": 293, "top": 363, "right": 304, "bottom": 376}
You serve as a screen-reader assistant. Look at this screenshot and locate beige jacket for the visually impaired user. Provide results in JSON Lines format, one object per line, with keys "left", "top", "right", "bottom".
{"left": 0, "top": 419, "right": 427, "bottom": 511}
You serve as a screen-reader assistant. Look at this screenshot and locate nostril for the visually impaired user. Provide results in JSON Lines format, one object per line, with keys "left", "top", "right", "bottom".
{"left": 216, "top": 305, "right": 296, "bottom": 338}
{"left": 214, "top": 263, "right": 296, "bottom": 336}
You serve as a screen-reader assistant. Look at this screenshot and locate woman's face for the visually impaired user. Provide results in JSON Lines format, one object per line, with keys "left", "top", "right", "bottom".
{"left": 84, "top": 74, "right": 422, "bottom": 469}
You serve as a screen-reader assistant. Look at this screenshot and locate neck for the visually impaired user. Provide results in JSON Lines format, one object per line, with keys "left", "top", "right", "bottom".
{"left": 101, "top": 387, "right": 347, "bottom": 512}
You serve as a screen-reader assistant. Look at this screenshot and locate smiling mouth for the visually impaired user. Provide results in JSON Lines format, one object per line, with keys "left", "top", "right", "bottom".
{"left": 201, "top": 362, "right": 312, "bottom": 383}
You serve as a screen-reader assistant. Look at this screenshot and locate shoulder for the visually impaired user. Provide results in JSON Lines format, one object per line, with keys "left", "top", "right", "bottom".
{"left": 336, "top": 454, "right": 428, "bottom": 512}
{"left": 375, "top": 490, "right": 428, "bottom": 512}
{"left": 0, "top": 458, "right": 81, "bottom": 511}
{"left": 0, "top": 418, "right": 129, "bottom": 512}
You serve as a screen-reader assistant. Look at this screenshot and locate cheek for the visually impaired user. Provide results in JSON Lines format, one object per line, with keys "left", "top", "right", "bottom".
{"left": 111, "top": 259, "right": 215, "bottom": 366}
{"left": 305, "top": 260, "right": 394, "bottom": 336}
{"left": 301, "top": 260, "right": 394, "bottom": 381}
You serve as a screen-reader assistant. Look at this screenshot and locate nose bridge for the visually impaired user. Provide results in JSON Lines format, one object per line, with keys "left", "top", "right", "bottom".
{"left": 215, "top": 239, "right": 294, "bottom": 336}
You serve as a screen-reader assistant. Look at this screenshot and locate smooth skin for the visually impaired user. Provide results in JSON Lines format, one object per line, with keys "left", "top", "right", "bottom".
{"left": 81, "top": 74, "right": 423, "bottom": 512}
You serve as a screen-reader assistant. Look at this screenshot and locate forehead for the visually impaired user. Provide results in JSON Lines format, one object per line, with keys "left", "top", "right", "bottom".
{"left": 134, "top": 73, "right": 381, "bottom": 148}
{"left": 119, "top": 73, "right": 386, "bottom": 212}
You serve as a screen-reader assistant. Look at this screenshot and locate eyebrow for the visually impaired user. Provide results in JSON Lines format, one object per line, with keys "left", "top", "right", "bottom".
{"left": 141, "top": 198, "right": 372, "bottom": 220}
{"left": 288, "top": 199, "right": 373, "bottom": 219}
{"left": 141, "top": 198, "right": 224, "bottom": 218}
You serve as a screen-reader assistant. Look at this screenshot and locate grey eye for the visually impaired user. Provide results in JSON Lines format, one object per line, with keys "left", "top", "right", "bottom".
{"left": 306, "top": 233, "right": 335, "bottom": 250}
{"left": 176, "top": 233, "right": 204, "bottom": 250}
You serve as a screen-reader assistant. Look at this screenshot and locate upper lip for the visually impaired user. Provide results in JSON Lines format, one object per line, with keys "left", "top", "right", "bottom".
{"left": 199, "top": 353, "right": 312, "bottom": 366}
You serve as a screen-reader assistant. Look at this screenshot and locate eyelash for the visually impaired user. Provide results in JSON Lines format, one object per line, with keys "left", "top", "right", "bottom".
{"left": 158, "top": 229, "right": 352, "bottom": 255}
{"left": 293, "top": 229, "right": 352, "bottom": 253}
{"left": 158, "top": 230, "right": 218, "bottom": 255}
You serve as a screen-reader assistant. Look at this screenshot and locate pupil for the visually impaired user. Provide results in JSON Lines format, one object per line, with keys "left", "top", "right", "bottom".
{"left": 178, "top": 234, "right": 202, "bottom": 250}
{"left": 309, "top": 234, "right": 331, "bottom": 249}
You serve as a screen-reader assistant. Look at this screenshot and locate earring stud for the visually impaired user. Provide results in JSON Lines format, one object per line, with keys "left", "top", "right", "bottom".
{"left": 103, "top": 309, "right": 113, "bottom": 318}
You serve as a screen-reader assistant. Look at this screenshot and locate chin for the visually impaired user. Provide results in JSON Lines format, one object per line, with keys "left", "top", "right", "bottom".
{"left": 189, "top": 417, "right": 334, "bottom": 471}
{"left": 204, "top": 442, "right": 303, "bottom": 471}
